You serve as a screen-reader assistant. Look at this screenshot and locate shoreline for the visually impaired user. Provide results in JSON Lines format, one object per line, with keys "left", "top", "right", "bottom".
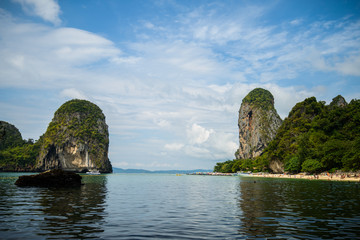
{"left": 188, "top": 172, "right": 360, "bottom": 182}
{"left": 243, "top": 172, "right": 360, "bottom": 182}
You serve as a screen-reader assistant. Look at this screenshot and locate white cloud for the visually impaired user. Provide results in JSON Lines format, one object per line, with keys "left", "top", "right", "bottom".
{"left": 290, "top": 18, "right": 303, "bottom": 26}
{"left": 334, "top": 55, "right": 360, "bottom": 76}
{"left": 1, "top": 2, "right": 359, "bottom": 170}
{"left": 13, "top": 0, "right": 61, "bottom": 25}
{"left": 60, "top": 88, "right": 87, "bottom": 100}
{"left": 186, "top": 123, "right": 214, "bottom": 145}
{"left": 164, "top": 143, "right": 184, "bottom": 151}
{"left": 0, "top": 13, "right": 121, "bottom": 88}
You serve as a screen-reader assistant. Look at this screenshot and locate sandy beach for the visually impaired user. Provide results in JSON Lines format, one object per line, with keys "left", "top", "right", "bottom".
{"left": 247, "top": 172, "right": 360, "bottom": 182}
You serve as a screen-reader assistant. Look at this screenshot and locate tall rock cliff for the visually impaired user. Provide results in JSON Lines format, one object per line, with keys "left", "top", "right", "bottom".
{"left": 36, "top": 99, "right": 112, "bottom": 173}
{"left": 236, "top": 88, "right": 282, "bottom": 159}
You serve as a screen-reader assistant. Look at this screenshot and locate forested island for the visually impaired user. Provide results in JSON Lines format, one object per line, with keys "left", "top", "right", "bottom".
{"left": 215, "top": 89, "right": 360, "bottom": 174}
{"left": 0, "top": 121, "right": 41, "bottom": 171}
{"left": 1, "top": 92, "right": 359, "bottom": 175}
{"left": 0, "top": 99, "right": 112, "bottom": 173}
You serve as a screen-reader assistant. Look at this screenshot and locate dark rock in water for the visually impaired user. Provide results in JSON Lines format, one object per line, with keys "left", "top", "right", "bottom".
{"left": 15, "top": 169, "right": 82, "bottom": 188}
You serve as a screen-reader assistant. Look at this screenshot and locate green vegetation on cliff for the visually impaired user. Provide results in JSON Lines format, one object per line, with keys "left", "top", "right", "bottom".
{"left": 39, "top": 99, "right": 110, "bottom": 170}
{"left": 0, "top": 139, "right": 42, "bottom": 171}
{"left": 0, "top": 121, "right": 24, "bottom": 151}
{"left": 0, "top": 99, "right": 111, "bottom": 172}
{"left": 242, "top": 88, "right": 275, "bottom": 110}
{"left": 0, "top": 121, "right": 42, "bottom": 171}
{"left": 44, "top": 99, "right": 107, "bottom": 149}
{"left": 215, "top": 96, "right": 360, "bottom": 173}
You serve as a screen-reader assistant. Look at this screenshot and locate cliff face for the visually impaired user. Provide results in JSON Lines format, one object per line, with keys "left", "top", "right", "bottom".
{"left": 236, "top": 88, "right": 282, "bottom": 159}
{"left": 0, "top": 121, "right": 23, "bottom": 151}
{"left": 36, "top": 99, "right": 112, "bottom": 173}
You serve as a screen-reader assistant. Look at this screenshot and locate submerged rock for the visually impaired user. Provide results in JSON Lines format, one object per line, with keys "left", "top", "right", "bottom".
{"left": 236, "top": 88, "right": 282, "bottom": 159}
{"left": 15, "top": 169, "right": 82, "bottom": 187}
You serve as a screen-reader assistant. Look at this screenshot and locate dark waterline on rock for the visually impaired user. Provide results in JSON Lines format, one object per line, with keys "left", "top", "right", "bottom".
{"left": 1, "top": 173, "right": 360, "bottom": 239}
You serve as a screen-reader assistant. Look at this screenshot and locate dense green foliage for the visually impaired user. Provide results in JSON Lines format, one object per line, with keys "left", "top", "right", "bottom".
{"left": 215, "top": 96, "right": 360, "bottom": 173}
{"left": 242, "top": 88, "right": 274, "bottom": 110}
{"left": 41, "top": 99, "right": 109, "bottom": 168}
{"left": 43, "top": 99, "right": 108, "bottom": 149}
{"left": 0, "top": 99, "right": 110, "bottom": 171}
{"left": 0, "top": 121, "right": 24, "bottom": 151}
{"left": 0, "top": 138, "right": 42, "bottom": 171}
{"left": 0, "top": 121, "right": 40, "bottom": 170}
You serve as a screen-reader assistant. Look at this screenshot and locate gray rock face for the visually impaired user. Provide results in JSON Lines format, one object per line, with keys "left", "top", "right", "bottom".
{"left": 36, "top": 99, "right": 112, "bottom": 173}
{"left": 236, "top": 88, "right": 282, "bottom": 159}
{"left": 330, "top": 95, "right": 347, "bottom": 108}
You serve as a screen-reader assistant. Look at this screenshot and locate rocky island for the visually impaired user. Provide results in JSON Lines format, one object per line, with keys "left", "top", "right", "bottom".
{"left": 0, "top": 121, "right": 24, "bottom": 151}
{"left": 236, "top": 88, "right": 282, "bottom": 160}
{"left": 215, "top": 90, "right": 360, "bottom": 174}
{"left": 0, "top": 99, "right": 112, "bottom": 173}
{"left": 36, "top": 99, "right": 112, "bottom": 173}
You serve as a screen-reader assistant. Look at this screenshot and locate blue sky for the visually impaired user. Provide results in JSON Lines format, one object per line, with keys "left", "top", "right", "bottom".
{"left": 0, "top": 0, "right": 359, "bottom": 170}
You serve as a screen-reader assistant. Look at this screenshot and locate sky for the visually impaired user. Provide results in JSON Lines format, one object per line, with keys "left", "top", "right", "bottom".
{"left": 0, "top": 0, "right": 359, "bottom": 170}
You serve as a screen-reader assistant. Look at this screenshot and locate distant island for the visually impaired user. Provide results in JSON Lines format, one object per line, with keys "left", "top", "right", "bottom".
{"left": 0, "top": 99, "right": 112, "bottom": 173}
{"left": 113, "top": 168, "right": 212, "bottom": 174}
{"left": 215, "top": 88, "right": 360, "bottom": 174}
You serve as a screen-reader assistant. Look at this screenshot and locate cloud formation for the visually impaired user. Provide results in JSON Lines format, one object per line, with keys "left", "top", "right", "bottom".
{"left": 1, "top": 1, "right": 359, "bottom": 169}
{"left": 13, "top": 0, "right": 61, "bottom": 25}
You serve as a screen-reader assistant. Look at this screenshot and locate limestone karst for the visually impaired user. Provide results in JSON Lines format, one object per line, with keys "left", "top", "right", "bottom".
{"left": 236, "top": 88, "right": 282, "bottom": 160}
{"left": 36, "top": 99, "right": 112, "bottom": 173}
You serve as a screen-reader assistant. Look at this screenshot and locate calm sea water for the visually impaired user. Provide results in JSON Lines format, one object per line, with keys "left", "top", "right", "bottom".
{"left": 0, "top": 173, "right": 360, "bottom": 239}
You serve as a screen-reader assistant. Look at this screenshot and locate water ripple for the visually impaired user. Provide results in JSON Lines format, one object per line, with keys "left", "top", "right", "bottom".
{"left": 1, "top": 173, "right": 360, "bottom": 239}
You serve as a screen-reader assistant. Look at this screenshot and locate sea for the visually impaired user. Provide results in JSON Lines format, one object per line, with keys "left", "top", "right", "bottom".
{"left": 0, "top": 172, "right": 359, "bottom": 239}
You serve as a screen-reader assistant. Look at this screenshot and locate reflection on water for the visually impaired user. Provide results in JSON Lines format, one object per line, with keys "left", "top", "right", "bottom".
{"left": 1, "top": 173, "right": 360, "bottom": 239}
{"left": 37, "top": 175, "right": 108, "bottom": 239}
{"left": 0, "top": 174, "right": 108, "bottom": 239}
{"left": 238, "top": 177, "right": 360, "bottom": 239}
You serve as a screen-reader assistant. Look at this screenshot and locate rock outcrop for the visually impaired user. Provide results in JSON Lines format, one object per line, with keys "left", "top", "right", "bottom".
{"left": 330, "top": 95, "right": 347, "bottom": 108}
{"left": 236, "top": 88, "right": 282, "bottom": 159}
{"left": 15, "top": 169, "right": 82, "bottom": 187}
{"left": 0, "top": 121, "right": 23, "bottom": 151}
{"left": 36, "top": 99, "right": 112, "bottom": 173}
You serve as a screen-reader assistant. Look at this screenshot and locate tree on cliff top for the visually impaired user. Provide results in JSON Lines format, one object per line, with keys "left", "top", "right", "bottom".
{"left": 242, "top": 88, "right": 275, "bottom": 110}
{"left": 43, "top": 99, "right": 108, "bottom": 148}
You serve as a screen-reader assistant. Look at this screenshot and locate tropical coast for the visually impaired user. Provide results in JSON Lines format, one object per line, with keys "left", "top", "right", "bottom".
{"left": 188, "top": 171, "right": 360, "bottom": 182}
{"left": 242, "top": 172, "right": 360, "bottom": 182}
